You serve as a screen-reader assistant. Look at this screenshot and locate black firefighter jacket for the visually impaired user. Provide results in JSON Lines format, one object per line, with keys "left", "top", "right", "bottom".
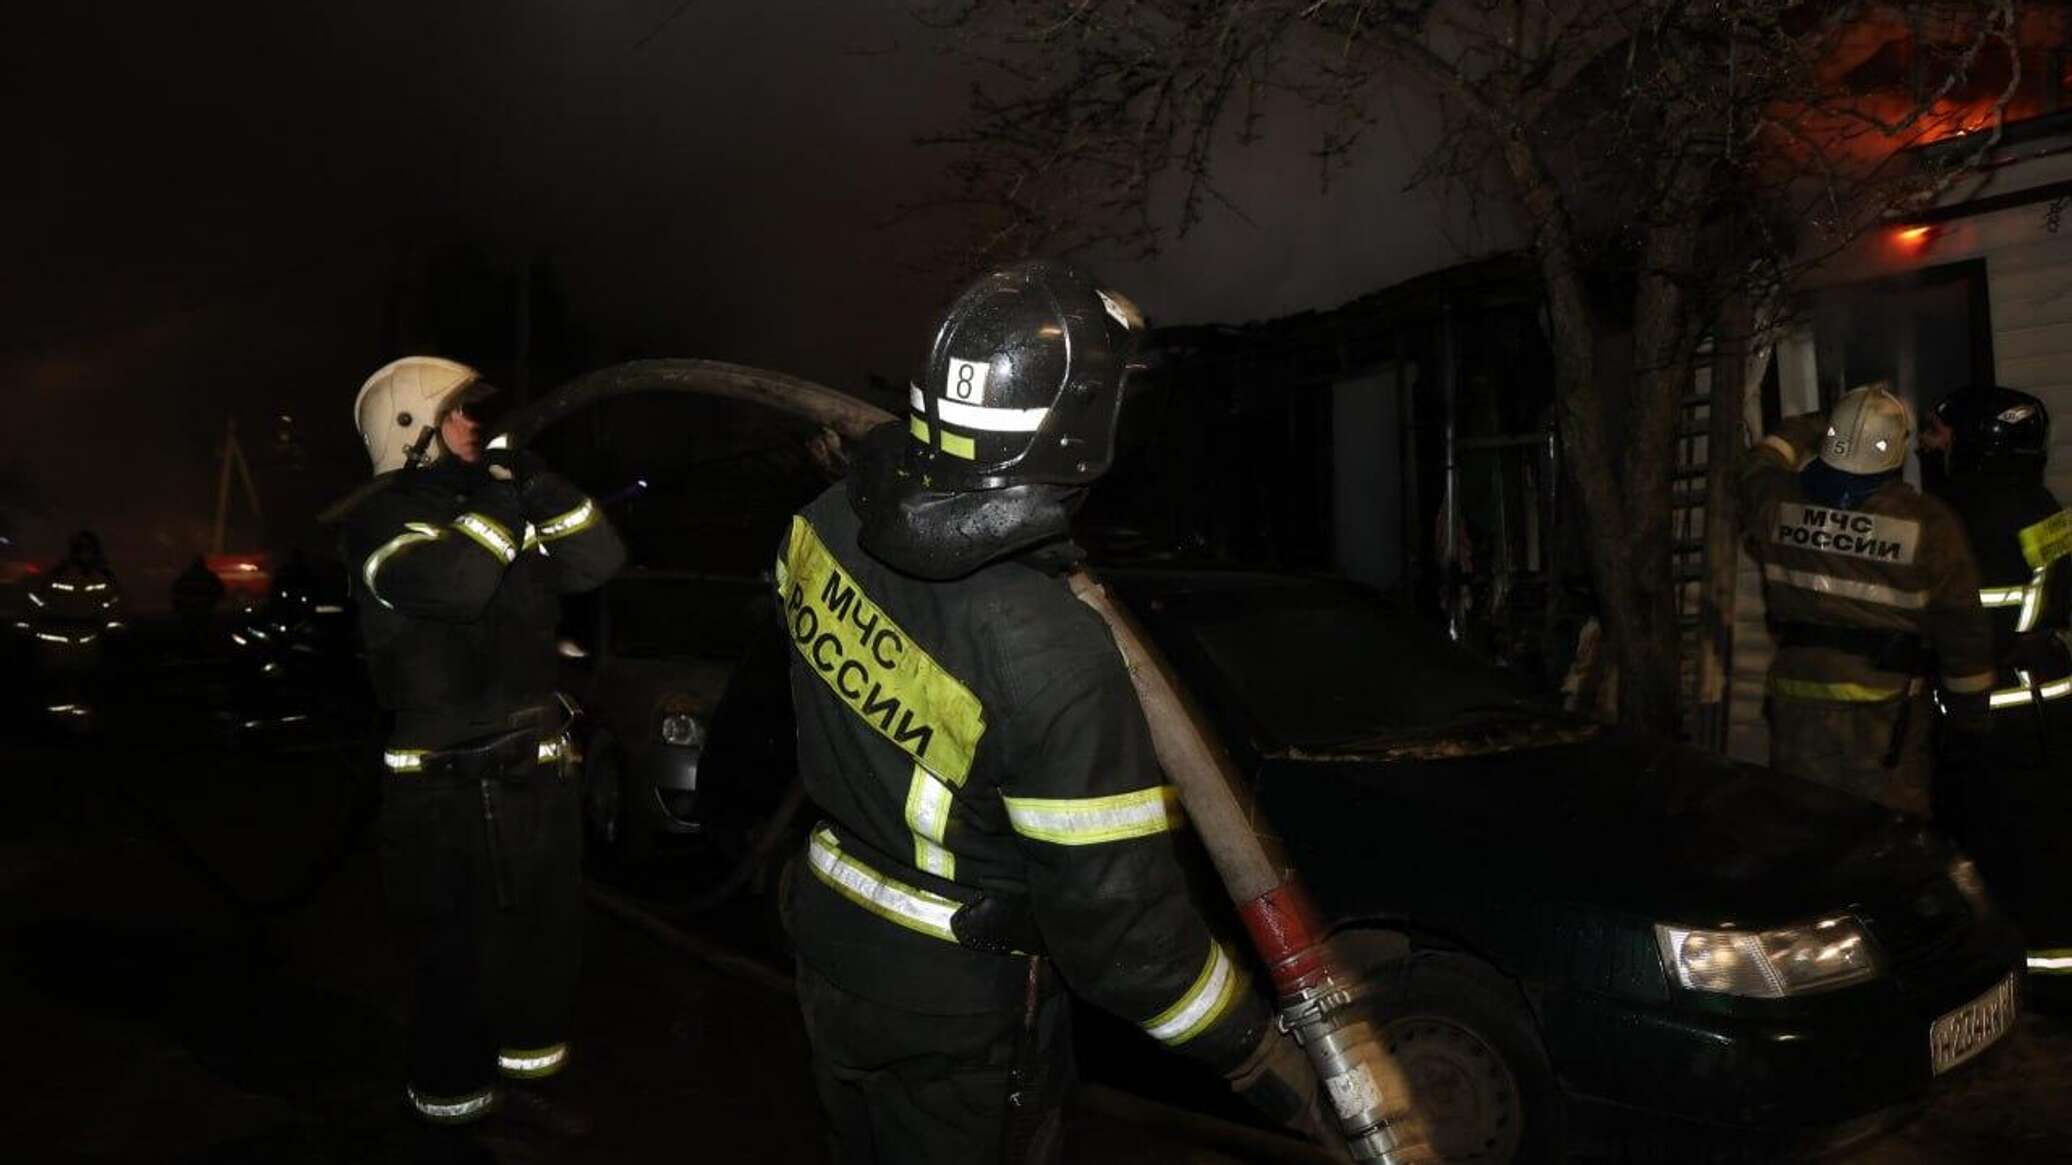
{"left": 1940, "top": 474, "right": 2072, "bottom": 712}
{"left": 344, "top": 457, "right": 624, "bottom": 749}
{"left": 778, "top": 484, "right": 1270, "bottom": 1076}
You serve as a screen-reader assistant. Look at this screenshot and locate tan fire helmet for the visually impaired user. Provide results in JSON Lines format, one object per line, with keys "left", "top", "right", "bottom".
{"left": 1819, "top": 382, "right": 1914, "bottom": 476}
{"left": 352, "top": 357, "right": 484, "bottom": 475}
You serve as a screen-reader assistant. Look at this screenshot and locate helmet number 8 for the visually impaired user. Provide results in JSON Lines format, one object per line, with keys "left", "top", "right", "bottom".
{"left": 947, "top": 358, "right": 989, "bottom": 405}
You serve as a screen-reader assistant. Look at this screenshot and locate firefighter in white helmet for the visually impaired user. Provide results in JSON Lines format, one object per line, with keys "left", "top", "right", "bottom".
{"left": 340, "top": 356, "right": 624, "bottom": 1147}
{"left": 1740, "top": 383, "right": 1996, "bottom": 814}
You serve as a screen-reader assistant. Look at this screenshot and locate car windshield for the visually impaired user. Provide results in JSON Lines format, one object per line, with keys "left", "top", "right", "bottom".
{"left": 606, "top": 576, "right": 769, "bottom": 660}
{"left": 1175, "top": 584, "right": 1550, "bottom": 751}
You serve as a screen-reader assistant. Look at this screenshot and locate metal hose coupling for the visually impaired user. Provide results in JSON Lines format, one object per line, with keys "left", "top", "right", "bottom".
{"left": 1278, "top": 978, "right": 1427, "bottom": 1164}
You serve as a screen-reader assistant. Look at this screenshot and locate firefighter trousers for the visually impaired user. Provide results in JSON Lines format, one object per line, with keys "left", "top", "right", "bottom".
{"left": 1768, "top": 689, "right": 1935, "bottom": 816}
{"left": 795, "top": 958, "right": 1075, "bottom": 1165}
{"left": 377, "top": 751, "right": 582, "bottom": 1116}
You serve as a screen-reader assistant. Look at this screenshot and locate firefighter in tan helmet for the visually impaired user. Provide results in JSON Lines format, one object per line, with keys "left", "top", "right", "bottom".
{"left": 1740, "top": 383, "right": 1996, "bottom": 814}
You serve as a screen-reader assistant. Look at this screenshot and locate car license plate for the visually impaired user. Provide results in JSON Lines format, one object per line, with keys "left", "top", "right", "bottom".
{"left": 1929, "top": 971, "right": 2018, "bottom": 1075}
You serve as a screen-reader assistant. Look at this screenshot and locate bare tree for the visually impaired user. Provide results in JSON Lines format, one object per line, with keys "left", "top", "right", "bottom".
{"left": 923, "top": 0, "right": 2044, "bottom": 735}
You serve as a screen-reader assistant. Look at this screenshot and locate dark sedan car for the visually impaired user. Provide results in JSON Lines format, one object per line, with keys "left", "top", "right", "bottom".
{"left": 1093, "top": 567, "right": 2024, "bottom": 1161}
{"left": 560, "top": 570, "right": 774, "bottom": 863}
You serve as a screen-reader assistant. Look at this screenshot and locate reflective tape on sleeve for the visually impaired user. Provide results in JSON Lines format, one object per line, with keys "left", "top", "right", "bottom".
{"left": 1761, "top": 564, "right": 1927, "bottom": 609}
{"left": 1142, "top": 941, "right": 1243, "bottom": 1046}
{"left": 451, "top": 513, "right": 518, "bottom": 565}
{"left": 384, "top": 749, "right": 427, "bottom": 772}
{"left": 498, "top": 1043, "right": 569, "bottom": 1078}
{"left": 407, "top": 1085, "right": 498, "bottom": 1123}
{"left": 536, "top": 500, "right": 598, "bottom": 541}
{"left": 361, "top": 522, "right": 444, "bottom": 608}
{"left": 2029, "top": 949, "right": 2072, "bottom": 974}
{"left": 1979, "top": 586, "right": 2028, "bottom": 608}
{"left": 1001, "top": 786, "right": 1184, "bottom": 846}
{"left": 538, "top": 736, "right": 567, "bottom": 764}
{"left": 806, "top": 827, "right": 960, "bottom": 943}
{"left": 1989, "top": 674, "right": 2072, "bottom": 709}
{"left": 2017, "top": 567, "right": 2049, "bottom": 633}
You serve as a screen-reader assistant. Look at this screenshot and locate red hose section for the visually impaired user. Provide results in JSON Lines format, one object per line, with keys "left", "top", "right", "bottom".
{"left": 1237, "top": 881, "right": 1336, "bottom": 995}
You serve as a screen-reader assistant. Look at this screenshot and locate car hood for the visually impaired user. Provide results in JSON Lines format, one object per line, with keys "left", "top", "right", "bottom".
{"left": 1258, "top": 728, "right": 1956, "bottom": 929}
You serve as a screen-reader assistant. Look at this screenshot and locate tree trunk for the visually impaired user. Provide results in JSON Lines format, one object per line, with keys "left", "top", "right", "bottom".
{"left": 1502, "top": 133, "right": 1675, "bottom": 737}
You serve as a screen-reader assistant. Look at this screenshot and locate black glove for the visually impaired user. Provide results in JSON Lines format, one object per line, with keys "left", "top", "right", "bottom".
{"left": 482, "top": 443, "right": 547, "bottom": 487}
{"left": 2007, "top": 631, "right": 2072, "bottom": 683}
{"left": 1767, "top": 412, "right": 1832, "bottom": 467}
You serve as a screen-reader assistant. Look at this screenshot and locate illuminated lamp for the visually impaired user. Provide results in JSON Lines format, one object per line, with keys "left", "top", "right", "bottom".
{"left": 1893, "top": 225, "right": 1938, "bottom": 250}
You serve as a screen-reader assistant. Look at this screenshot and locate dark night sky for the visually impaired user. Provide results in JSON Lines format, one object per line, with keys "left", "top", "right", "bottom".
{"left": 4, "top": 1, "right": 1509, "bottom": 587}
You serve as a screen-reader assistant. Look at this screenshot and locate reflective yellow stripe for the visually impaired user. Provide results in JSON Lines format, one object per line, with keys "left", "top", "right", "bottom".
{"left": 538, "top": 736, "right": 567, "bottom": 764}
{"left": 1001, "top": 786, "right": 1184, "bottom": 846}
{"left": 905, "top": 764, "right": 957, "bottom": 879}
{"left": 1143, "top": 941, "right": 1243, "bottom": 1046}
{"left": 1980, "top": 586, "right": 2027, "bottom": 607}
{"left": 361, "top": 522, "right": 443, "bottom": 608}
{"left": 384, "top": 749, "right": 427, "bottom": 772}
{"left": 2029, "top": 949, "right": 2072, "bottom": 974}
{"left": 939, "top": 428, "right": 976, "bottom": 459}
{"left": 778, "top": 517, "right": 986, "bottom": 783}
{"left": 1945, "top": 671, "right": 1999, "bottom": 695}
{"left": 407, "top": 1085, "right": 498, "bottom": 1123}
{"left": 909, "top": 414, "right": 931, "bottom": 443}
{"left": 451, "top": 513, "right": 518, "bottom": 564}
{"left": 1761, "top": 564, "right": 1927, "bottom": 609}
{"left": 536, "top": 499, "right": 597, "bottom": 541}
{"left": 2017, "top": 566, "right": 2049, "bottom": 633}
{"left": 2019, "top": 510, "right": 2072, "bottom": 571}
{"left": 1989, "top": 674, "right": 2072, "bottom": 709}
{"left": 498, "top": 1043, "right": 569, "bottom": 1078}
{"left": 806, "top": 827, "right": 960, "bottom": 942}
{"left": 1769, "top": 677, "right": 1902, "bottom": 703}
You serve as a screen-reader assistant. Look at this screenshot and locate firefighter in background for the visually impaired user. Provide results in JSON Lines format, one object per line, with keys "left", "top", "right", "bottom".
{"left": 1921, "top": 385, "right": 2072, "bottom": 981}
{"left": 26, "top": 528, "right": 123, "bottom": 725}
{"left": 1739, "top": 383, "right": 1997, "bottom": 814}
{"left": 170, "top": 553, "right": 226, "bottom": 643}
{"left": 778, "top": 260, "right": 1336, "bottom": 1164}
{"left": 341, "top": 356, "right": 624, "bottom": 1148}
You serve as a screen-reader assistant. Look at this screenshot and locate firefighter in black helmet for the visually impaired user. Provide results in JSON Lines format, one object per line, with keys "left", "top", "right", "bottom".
{"left": 1923, "top": 385, "right": 2072, "bottom": 983}
{"left": 777, "top": 260, "right": 1335, "bottom": 1163}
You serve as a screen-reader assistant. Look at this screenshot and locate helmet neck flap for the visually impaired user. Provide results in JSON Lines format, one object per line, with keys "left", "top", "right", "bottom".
{"left": 848, "top": 422, "right": 1079, "bottom": 580}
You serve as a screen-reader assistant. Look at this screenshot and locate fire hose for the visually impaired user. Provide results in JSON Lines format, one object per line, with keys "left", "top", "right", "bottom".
{"left": 329, "top": 357, "right": 1426, "bottom": 1160}
{"left": 1067, "top": 573, "right": 1425, "bottom": 1162}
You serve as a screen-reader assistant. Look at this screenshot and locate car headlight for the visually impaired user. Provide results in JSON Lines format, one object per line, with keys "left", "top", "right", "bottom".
{"left": 1654, "top": 916, "right": 1878, "bottom": 998}
{"left": 658, "top": 712, "right": 704, "bottom": 749}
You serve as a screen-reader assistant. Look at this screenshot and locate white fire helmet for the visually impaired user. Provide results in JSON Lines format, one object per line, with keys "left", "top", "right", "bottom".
{"left": 1818, "top": 382, "right": 1913, "bottom": 476}
{"left": 352, "top": 357, "right": 482, "bottom": 475}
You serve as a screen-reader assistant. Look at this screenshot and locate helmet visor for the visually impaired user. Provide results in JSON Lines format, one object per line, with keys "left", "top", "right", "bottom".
{"left": 439, "top": 379, "right": 504, "bottom": 430}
